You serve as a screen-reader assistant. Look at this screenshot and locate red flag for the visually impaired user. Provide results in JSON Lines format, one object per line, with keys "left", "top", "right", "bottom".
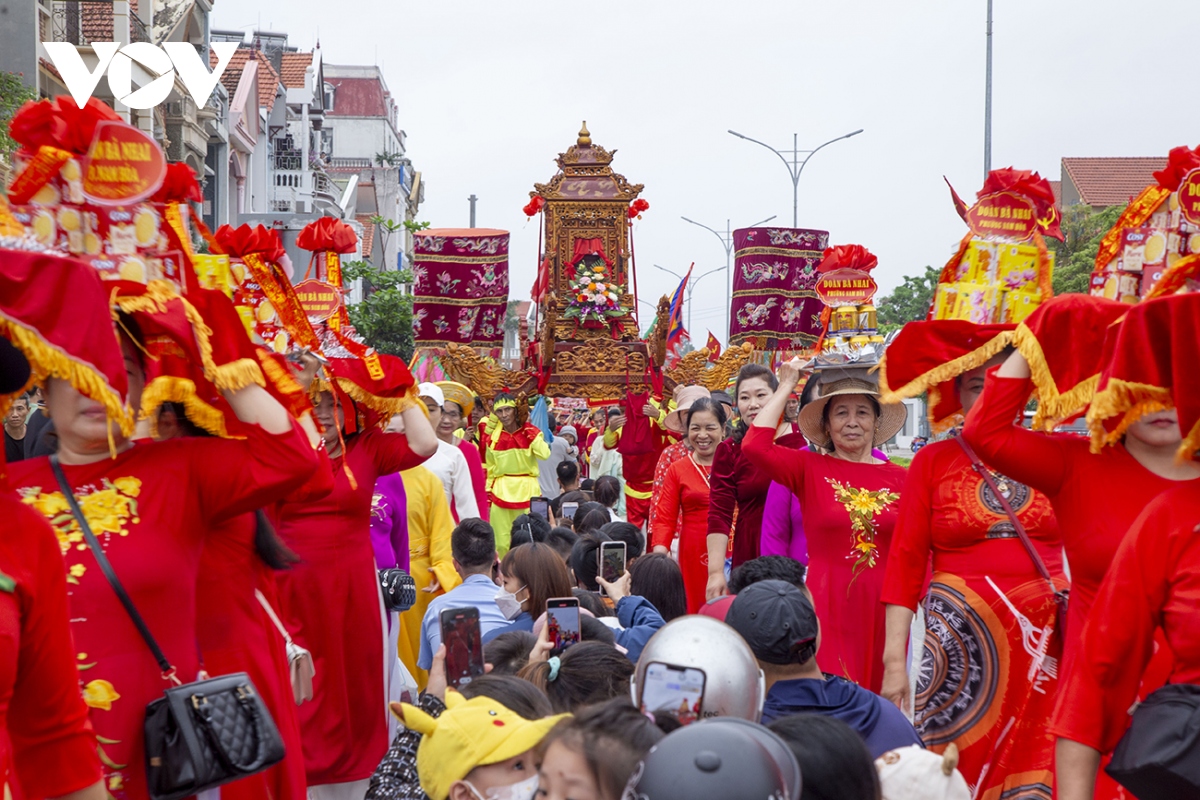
{"left": 705, "top": 331, "right": 721, "bottom": 361}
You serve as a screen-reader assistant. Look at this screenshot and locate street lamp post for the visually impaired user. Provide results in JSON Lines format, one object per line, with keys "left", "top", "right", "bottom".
{"left": 653, "top": 264, "right": 725, "bottom": 337}
{"left": 728, "top": 128, "right": 864, "bottom": 227}
{"left": 680, "top": 214, "right": 776, "bottom": 342}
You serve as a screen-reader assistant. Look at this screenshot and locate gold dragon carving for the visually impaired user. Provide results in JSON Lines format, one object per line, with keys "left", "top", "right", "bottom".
{"left": 665, "top": 342, "right": 756, "bottom": 392}
{"left": 555, "top": 340, "right": 647, "bottom": 377}
{"left": 440, "top": 343, "right": 530, "bottom": 402}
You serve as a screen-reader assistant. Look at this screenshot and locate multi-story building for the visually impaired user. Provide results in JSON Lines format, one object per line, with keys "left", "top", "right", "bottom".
{"left": 322, "top": 63, "right": 423, "bottom": 270}
{"left": 5, "top": 1, "right": 233, "bottom": 226}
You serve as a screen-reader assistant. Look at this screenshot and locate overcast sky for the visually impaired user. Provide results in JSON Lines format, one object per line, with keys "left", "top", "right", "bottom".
{"left": 215, "top": 0, "right": 1200, "bottom": 343}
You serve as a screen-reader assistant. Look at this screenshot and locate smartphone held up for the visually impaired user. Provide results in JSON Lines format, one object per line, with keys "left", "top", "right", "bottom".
{"left": 440, "top": 607, "right": 484, "bottom": 689}
{"left": 545, "top": 597, "right": 580, "bottom": 657}
{"left": 598, "top": 540, "right": 626, "bottom": 597}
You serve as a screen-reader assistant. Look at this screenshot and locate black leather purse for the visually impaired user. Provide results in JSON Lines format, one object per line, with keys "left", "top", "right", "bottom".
{"left": 51, "top": 456, "right": 285, "bottom": 800}
{"left": 1106, "top": 684, "right": 1200, "bottom": 799}
{"left": 379, "top": 568, "right": 417, "bottom": 612}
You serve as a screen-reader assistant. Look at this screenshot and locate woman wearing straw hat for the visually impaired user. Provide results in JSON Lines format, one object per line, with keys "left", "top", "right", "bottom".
{"left": 743, "top": 360, "right": 907, "bottom": 693}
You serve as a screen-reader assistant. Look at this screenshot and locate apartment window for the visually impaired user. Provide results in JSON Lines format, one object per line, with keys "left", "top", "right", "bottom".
{"left": 323, "top": 82, "right": 335, "bottom": 111}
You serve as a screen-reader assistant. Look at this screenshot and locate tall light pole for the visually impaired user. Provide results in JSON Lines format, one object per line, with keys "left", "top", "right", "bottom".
{"left": 728, "top": 128, "right": 863, "bottom": 227}
{"left": 653, "top": 264, "right": 725, "bottom": 337}
{"left": 680, "top": 214, "right": 776, "bottom": 342}
{"left": 984, "top": 0, "right": 993, "bottom": 179}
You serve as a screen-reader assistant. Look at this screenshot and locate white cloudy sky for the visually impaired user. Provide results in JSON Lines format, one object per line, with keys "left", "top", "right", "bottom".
{"left": 215, "top": 0, "right": 1200, "bottom": 342}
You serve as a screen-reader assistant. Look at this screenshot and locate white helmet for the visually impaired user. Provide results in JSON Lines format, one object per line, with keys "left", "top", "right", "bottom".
{"left": 631, "top": 615, "right": 765, "bottom": 723}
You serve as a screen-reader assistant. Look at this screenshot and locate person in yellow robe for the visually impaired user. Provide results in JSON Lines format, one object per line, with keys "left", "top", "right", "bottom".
{"left": 478, "top": 392, "right": 550, "bottom": 554}
{"left": 397, "top": 464, "right": 461, "bottom": 688}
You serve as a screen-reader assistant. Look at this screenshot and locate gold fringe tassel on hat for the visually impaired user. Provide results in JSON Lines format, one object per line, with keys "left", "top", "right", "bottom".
{"left": 879, "top": 330, "right": 1014, "bottom": 430}
{"left": 0, "top": 315, "right": 135, "bottom": 436}
{"left": 139, "top": 376, "right": 233, "bottom": 439}
{"left": 1012, "top": 323, "right": 1100, "bottom": 431}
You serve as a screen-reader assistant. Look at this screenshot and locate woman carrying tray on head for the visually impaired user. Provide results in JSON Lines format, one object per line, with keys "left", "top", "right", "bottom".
{"left": 5, "top": 255, "right": 324, "bottom": 800}
{"left": 961, "top": 294, "right": 1200, "bottom": 799}
{"left": 879, "top": 320, "right": 1065, "bottom": 795}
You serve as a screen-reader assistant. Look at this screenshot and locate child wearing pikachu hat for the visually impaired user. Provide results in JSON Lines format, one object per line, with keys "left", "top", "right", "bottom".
{"left": 395, "top": 690, "right": 568, "bottom": 800}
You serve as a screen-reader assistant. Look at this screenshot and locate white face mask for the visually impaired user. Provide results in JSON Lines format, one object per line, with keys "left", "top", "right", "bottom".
{"left": 464, "top": 774, "right": 539, "bottom": 800}
{"left": 494, "top": 584, "right": 527, "bottom": 620}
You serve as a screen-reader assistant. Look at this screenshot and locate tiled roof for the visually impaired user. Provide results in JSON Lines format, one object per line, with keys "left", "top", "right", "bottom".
{"left": 1048, "top": 180, "right": 1061, "bottom": 206}
{"left": 279, "top": 52, "right": 312, "bottom": 89}
{"left": 356, "top": 213, "right": 374, "bottom": 259}
{"left": 212, "top": 48, "right": 282, "bottom": 112}
{"left": 1062, "top": 157, "right": 1167, "bottom": 207}
{"left": 326, "top": 77, "right": 387, "bottom": 117}
{"left": 79, "top": 0, "right": 140, "bottom": 43}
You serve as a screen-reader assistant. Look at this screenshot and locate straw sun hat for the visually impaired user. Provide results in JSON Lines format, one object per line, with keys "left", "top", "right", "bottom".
{"left": 798, "top": 366, "right": 907, "bottom": 449}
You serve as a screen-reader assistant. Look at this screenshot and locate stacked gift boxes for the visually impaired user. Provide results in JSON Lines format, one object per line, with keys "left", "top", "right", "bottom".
{"left": 933, "top": 239, "right": 1053, "bottom": 324}
{"left": 1089, "top": 192, "right": 1200, "bottom": 303}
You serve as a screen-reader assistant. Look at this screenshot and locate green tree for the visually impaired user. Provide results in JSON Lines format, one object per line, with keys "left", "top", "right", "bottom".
{"left": 0, "top": 73, "right": 37, "bottom": 167}
{"left": 1050, "top": 203, "right": 1127, "bottom": 295}
{"left": 343, "top": 260, "right": 415, "bottom": 360}
{"left": 876, "top": 265, "right": 939, "bottom": 333}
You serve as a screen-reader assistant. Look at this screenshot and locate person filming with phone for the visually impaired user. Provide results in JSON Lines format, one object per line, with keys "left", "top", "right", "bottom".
{"left": 417, "top": 519, "right": 510, "bottom": 672}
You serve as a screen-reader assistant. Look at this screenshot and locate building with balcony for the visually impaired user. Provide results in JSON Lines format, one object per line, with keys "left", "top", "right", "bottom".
{"left": 322, "top": 63, "right": 423, "bottom": 270}
{"left": 18, "top": 0, "right": 208, "bottom": 145}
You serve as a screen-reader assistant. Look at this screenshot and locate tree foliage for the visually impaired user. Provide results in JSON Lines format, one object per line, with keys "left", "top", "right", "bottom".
{"left": 343, "top": 260, "right": 415, "bottom": 360}
{"left": 876, "top": 265, "right": 939, "bottom": 333}
{"left": 1050, "top": 203, "right": 1127, "bottom": 295}
{"left": 0, "top": 73, "right": 36, "bottom": 165}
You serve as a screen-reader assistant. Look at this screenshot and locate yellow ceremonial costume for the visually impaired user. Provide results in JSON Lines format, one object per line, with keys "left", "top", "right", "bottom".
{"left": 398, "top": 465, "right": 461, "bottom": 687}
{"left": 477, "top": 414, "right": 550, "bottom": 554}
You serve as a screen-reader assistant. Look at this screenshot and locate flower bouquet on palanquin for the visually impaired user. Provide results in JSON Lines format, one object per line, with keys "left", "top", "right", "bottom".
{"left": 562, "top": 259, "right": 625, "bottom": 326}
{"left": 934, "top": 168, "right": 1060, "bottom": 325}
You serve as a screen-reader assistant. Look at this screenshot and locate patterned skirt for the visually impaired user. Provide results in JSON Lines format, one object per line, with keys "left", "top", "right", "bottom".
{"left": 916, "top": 572, "right": 1064, "bottom": 800}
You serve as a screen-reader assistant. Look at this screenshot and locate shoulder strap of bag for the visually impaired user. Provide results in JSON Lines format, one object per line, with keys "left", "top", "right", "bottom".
{"left": 955, "top": 436, "right": 1055, "bottom": 587}
{"left": 254, "top": 589, "right": 294, "bottom": 645}
{"left": 49, "top": 455, "right": 177, "bottom": 681}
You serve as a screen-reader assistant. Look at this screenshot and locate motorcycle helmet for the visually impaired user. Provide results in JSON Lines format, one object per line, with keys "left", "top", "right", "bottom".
{"left": 703, "top": 717, "right": 802, "bottom": 800}
{"left": 624, "top": 720, "right": 798, "bottom": 800}
{"left": 631, "top": 616, "right": 765, "bottom": 722}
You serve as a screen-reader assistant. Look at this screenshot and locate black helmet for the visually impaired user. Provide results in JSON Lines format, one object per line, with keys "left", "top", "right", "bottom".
{"left": 702, "top": 717, "right": 802, "bottom": 800}
{"left": 625, "top": 720, "right": 799, "bottom": 800}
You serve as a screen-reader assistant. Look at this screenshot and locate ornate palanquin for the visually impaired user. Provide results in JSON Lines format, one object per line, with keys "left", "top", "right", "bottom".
{"left": 438, "top": 125, "right": 753, "bottom": 405}
{"left": 524, "top": 124, "right": 659, "bottom": 402}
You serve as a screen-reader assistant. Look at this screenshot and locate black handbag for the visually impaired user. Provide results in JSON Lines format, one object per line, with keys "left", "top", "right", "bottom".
{"left": 1106, "top": 684, "right": 1200, "bottom": 799}
{"left": 379, "top": 567, "right": 417, "bottom": 612}
{"left": 51, "top": 455, "right": 285, "bottom": 800}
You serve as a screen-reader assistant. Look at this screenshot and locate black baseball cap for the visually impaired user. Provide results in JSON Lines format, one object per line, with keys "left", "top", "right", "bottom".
{"left": 710, "top": 391, "right": 733, "bottom": 408}
{"left": 725, "top": 579, "right": 818, "bottom": 665}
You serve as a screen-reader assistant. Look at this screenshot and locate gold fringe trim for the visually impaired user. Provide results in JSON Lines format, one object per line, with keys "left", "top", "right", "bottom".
{"left": 879, "top": 330, "right": 1014, "bottom": 427}
{"left": 937, "top": 232, "right": 974, "bottom": 284}
{"left": 333, "top": 379, "right": 425, "bottom": 419}
{"left": 1182, "top": 417, "right": 1200, "bottom": 464}
{"left": 140, "top": 376, "right": 232, "bottom": 438}
{"left": 207, "top": 358, "right": 265, "bottom": 393}
{"left": 258, "top": 352, "right": 306, "bottom": 398}
{"left": 1012, "top": 323, "right": 1100, "bottom": 430}
{"left": 0, "top": 315, "right": 135, "bottom": 435}
{"left": 1145, "top": 253, "right": 1200, "bottom": 301}
{"left": 115, "top": 281, "right": 264, "bottom": 392}
{"left": 1085, "top": 377, "right": 1173, "bottom": 453}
